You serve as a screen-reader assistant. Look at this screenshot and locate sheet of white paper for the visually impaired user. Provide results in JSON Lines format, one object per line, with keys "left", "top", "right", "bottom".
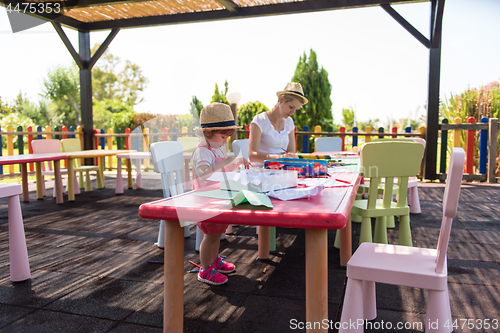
{"left": 297, "top": 178, "right": 352, "bottom": 187}
{"left": 207, "top": 172, "right": 240, "bottom": 182}
{"left": 268, "top": 185, "right": 324, "bottom": 201}
{"left": 208, "top": 170, "right": 279, "bottom": 186}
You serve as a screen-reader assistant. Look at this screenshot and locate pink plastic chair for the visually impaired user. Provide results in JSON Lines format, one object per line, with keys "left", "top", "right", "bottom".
{"left": 31, "top": 139, "right": 80, "bottom": 196}
{"left": 408, "top": 138, "right": 426, "bottom": 214}
{"left": 340, "top": 148, "right": 465, "bottom": 333}
{"left": 1, "top": 184, "right": 31, "bottom": 281}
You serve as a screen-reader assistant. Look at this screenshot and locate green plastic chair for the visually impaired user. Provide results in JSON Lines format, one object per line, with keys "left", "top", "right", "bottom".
{"left": 356, "top": 138, "right": 421, "bottom": 228}
{"left": 352, "top": 141, "right": 424, "bottom": 246}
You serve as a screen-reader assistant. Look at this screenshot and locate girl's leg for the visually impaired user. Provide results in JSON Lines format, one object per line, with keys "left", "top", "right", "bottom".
{"left": 199, "top": 233, "right": 220, "bottom": 269}
{"left": 212, "top": 233, "right": 222, "bottom": 262}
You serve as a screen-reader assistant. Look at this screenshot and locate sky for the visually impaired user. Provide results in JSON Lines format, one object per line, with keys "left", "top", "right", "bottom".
{"left": 1, "top": 0, "right": 499, "bottom": 127}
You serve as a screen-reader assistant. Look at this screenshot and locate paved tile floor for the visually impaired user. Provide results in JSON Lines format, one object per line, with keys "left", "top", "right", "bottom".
{"left": 1, "top": 176, "right": 499, "bottom": 332}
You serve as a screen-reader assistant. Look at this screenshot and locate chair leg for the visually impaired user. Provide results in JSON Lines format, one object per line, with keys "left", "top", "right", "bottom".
{"left": 339, "top": 278, "right": 365, "bottom": 333}
{"left": 96, "top": 169, "right": 104, "bottom": 189}
{"left": 8, "top": 195, "right": 31, "bottom": 282}
{"left": 269, "top": 226, "right": 276, "bottom": 252}
{"left": 426, "top": 288, "right": 453, "bottom": 333}
{"left": 157, "top": 220, "right": 165, "bottom": 248}
{"left": 84, "top": 171, "right": 93, "bottom": 192}
{"left": 351, "top": 212, "right": 362, "bottom": 223}
{"left": 363, "top": 280, "right": 377, "bottom": 320}
{"left": 334, "top": 230, "right": 340, "bottom": 249}
{"left": 409, "top": 186, "right": 421, "bottom": 214}
{"left": 73, "top": 173, "right": 80, "bottom": 194}
{"left": 78, "top": 171, "right": 85, "bottom": 189}
{"left": 195, "top": 225, "right": 204, "bottom": 251}
{"left": 359, "top": 217, "right": 372, "bottom": 245}
{"left": 41, "top": 175, "right": 47, "bottom": 197}
{"left": 374, "top": 216, "right": 388, "bottom": 244}
{"left": 398, "top": 214, "right": 413, "bottom": 246}
{"left": 386, "top": 215, "right": 395, "bottom": 228}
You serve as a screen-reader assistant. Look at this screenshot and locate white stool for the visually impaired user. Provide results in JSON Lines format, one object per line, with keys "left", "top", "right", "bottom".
{"left": 1, "top": 184, "right": 30, "bottom": 282}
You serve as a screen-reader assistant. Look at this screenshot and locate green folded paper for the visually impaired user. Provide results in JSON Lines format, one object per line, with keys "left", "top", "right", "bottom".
{"left": 231, "top": 190, "right": 273, "bottom": 208}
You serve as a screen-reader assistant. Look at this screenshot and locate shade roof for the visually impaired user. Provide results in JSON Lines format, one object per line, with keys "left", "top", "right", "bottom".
{"left": 2, "top": 0, "right": 428, "bottom": 31}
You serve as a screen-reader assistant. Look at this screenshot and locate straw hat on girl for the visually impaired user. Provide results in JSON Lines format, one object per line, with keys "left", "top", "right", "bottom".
{"left": 200, "top": 102, "right": 242, "bottom": 130}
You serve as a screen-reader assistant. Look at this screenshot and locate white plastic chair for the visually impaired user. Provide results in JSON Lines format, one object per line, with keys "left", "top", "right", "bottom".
{"left": 150, "top": 141, "right": 190, "bottom": 248}
{"left": 31, "top": 139, "right": 80, "bottom": 196}
{"left": 314, "top": 137, "right": 342, "bottom": 152}
{"left": 339, "top": 147, "right": 465, "bottom": 333}
{"left": 232, "top": 139, "right": 249, "bottom": 158}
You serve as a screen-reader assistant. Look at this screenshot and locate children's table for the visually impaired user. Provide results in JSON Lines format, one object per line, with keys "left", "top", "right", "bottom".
{"left": 139, "top": 172, "right": 361, "bottom": 333}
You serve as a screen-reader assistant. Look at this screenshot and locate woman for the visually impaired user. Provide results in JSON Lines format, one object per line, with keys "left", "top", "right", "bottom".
{"left": 248, "top": 82, "right": 308, "bottom": 164}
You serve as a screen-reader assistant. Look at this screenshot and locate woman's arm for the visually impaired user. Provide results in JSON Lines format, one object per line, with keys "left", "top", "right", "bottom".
{"left": 286, "top": 130, "right": 297, "bottom": 156}
{"left": 248, "top": 123, "right": 284, "bottom": 163}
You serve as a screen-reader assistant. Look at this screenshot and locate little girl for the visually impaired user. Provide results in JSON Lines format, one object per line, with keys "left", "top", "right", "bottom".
{"left": 192, "top": 103, "right": 251, "bottom": 285}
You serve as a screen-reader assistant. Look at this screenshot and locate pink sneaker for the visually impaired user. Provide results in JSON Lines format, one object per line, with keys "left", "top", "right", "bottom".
{"left": 197, "top": 262, "right": 228, "bottom": 285}
{"left": 213, "top": 255, "right": 235, "bottom": 274}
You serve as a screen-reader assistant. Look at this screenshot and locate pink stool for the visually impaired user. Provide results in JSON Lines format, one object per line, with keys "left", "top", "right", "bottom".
{"left": 1, "top": 184, "right": 31, "bottom": 282}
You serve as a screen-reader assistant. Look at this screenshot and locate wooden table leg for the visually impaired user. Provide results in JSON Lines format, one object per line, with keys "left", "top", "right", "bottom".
{"left": 258, "top": 226, "right": 270, "bottom": 260}
{"left": 164, "top": 220, "right": 184, "bottom": 333}
{"left": 135, "top": 159, "right": 143, "bottom": 189}
{"left": 53, "top": 160, "right": 64, "bottom": 204}
{"left": 305, "top": 228, "right": 328, "bottom": 333}
{"left": 98, "top": 157, "right": 105, "bottom": 188}
{"left": 68, "top": 158, "right": 75, "bottom": 201}
{"left": 339, "top": 212, "right": 352, "bottom": 267}
{"left": 35, "top": 162, "right": 43, "bottom": 200}
{"left": 126, "top": 159, "right": 133, "bottom": 189}
{"left": 20, "top": 163, "right": 29, "bottom": 203}
{"left": 115, "top": 158, "right": 123, "bottom": 194}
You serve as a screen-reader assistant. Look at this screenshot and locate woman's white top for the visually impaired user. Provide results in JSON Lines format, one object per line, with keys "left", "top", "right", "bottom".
{"left": 251, "top": 112, "right": 295, "bottom": 156}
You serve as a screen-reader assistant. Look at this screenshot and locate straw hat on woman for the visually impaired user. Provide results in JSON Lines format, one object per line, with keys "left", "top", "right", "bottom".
{"left": 248, "top": 82, "right": 308, "bottom": 164}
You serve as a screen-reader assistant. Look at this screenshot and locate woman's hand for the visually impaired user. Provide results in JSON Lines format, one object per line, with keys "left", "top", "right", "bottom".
{"left": 282, "top": 151, "right": 298, "bottom": 159}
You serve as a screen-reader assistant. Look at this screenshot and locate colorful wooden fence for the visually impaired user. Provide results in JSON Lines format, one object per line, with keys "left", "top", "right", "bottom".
{"left": 1, "top": 118, "right": 499, "bottom": 182}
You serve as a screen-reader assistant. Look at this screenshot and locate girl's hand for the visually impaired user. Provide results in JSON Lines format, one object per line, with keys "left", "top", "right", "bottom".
{"left": 235, "top": 157, "right": 252, "bottom": 169}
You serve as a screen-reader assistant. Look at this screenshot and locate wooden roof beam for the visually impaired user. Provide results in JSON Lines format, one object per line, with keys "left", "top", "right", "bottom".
{"left": 215, "top": 0, "right": 239, "bottom": 13}
{"left": 380, "top": 3, "right": 430, "bottom": 48}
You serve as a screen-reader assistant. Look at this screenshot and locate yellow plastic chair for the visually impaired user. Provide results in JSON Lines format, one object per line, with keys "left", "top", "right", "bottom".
{"left": 177, "top": 136, "right": 199, "bottom": 152}
{"left": 352, "top": 141, "right": 424, "bottom": 246}
{"left": 60, "top": 138, "right": 104, "bottom": 191}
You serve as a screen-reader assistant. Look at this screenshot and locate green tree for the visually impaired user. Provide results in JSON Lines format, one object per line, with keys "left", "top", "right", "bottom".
{"left": 42, "top": 66, "right": 81, "bottom": 125}
{"left": 0, "top": 96, "right": 13, "bottom": 115}
{"left": 292, "top": 49, "right": 333, "bottom": 151}
{"left": 190, "top": 96, "right": 203, "bottom": 118}
{"left": 342, "top": 108, "right": 355, "bottom": 130}
{"left": 210, "top": 81, "right": 229, "bottom": 104}
{"left": 91, "top": 44, "right": 149, "bottom": 107}
{"left": 237, "top": 101, "right": 268, "bottom": 128}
